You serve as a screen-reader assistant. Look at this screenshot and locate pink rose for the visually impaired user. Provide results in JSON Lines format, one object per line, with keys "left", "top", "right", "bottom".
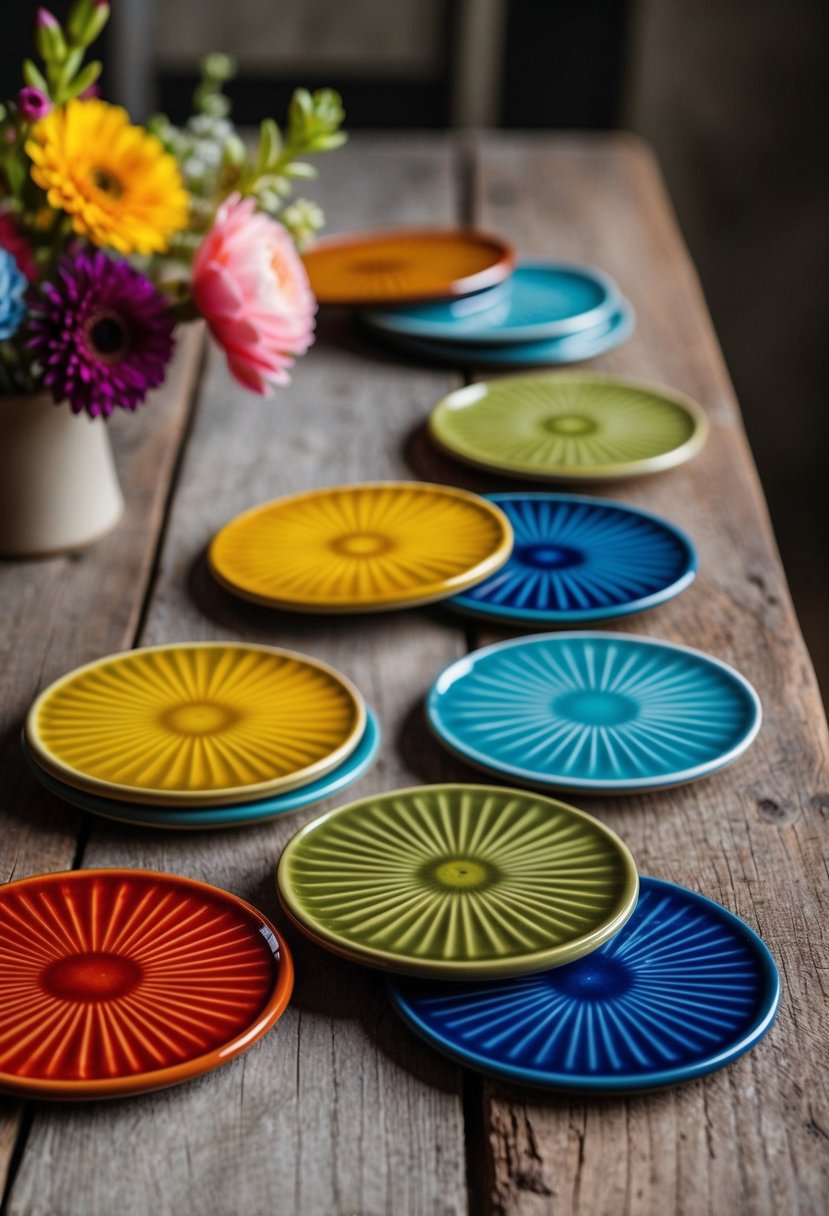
{"left": 193, "top": 194, "right": 317, "bottom": 395}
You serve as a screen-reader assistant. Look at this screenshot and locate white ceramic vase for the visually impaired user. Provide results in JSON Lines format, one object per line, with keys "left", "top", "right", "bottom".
{"left": 0, "top": 391, "right": 124, "bottom": 558}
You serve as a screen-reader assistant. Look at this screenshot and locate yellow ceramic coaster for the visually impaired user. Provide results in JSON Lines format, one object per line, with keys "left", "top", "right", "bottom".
{"left": 26, "top": 642, "right": 365, "bottom": 807}
{"left": 429, "top": 373, "right": 709, "bottom": 481}
{"left": 209, "top": 482, "right": 513, "bottom": 613}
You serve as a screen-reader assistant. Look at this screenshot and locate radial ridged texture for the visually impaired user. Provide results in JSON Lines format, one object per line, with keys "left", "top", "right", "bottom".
{"left": 27, "top": 643, "right": 364, "bottom": 805}
{"left": 429, "top": 373, "right": 708, "bottom": 480}
{"left": 302, "top": 229, "right": 513, "bottom": 305}
{"left": 0, "top": 872, "right": 281, "bottom": 1084}
{"left": 450, "top": 494, "right": 694, "bottom": 622}
{"left": 389, "top": 876, "right": 780, "bottom": 1090}
{"left": 428, "top": 634, "right": 760, "bottom": 791}
{"left": 278, "top": 785, "right": 638, "bottom": 978}
{"left": 209, "top": 483, "right": 513, "bottom": 612}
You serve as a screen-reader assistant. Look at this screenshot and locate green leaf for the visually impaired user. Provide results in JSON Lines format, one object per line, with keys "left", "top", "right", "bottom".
{"left": 65, "top": 59, "right": 101, "bottom": 100}
{"left": 257, "top": 118, "right": 281, "bottom": 171}
{"left": 22, "top": 59, "right": 49, "bottom": 93}
{"left": 282, "top": 162, "right": 317, "bottom": 179}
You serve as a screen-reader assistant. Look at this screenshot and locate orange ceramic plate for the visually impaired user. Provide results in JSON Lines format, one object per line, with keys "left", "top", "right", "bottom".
{"left": 302, "top": 227, "right": 516, "bottom": 305}
{"left": 0, "top": 869, "right": 294, "bottom": 1100}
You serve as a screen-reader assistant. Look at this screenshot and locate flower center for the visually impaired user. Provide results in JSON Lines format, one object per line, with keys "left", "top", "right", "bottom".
{"left": 85, "top": 311, "right": 129, "bottom": 364}
{"left": 42, "top": 952, "right": 142, "bottom": 1002}
{"left": 422, "top": 857, "right": 499, "bottom": 890}
{"left": 90, "top": 166, "right": 125, "bottom": 198}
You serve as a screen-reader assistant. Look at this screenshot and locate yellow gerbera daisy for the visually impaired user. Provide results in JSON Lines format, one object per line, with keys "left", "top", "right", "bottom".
{"left": 26, "top": 99, "right": 189, "bottom": 255}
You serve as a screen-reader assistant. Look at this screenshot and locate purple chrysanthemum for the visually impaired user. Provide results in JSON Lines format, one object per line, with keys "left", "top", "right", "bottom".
{"left": 27, "top": 250, "right": 175, "bottom": 418}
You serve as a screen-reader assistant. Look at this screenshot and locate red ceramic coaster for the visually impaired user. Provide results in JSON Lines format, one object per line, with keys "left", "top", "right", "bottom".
{"left": 0, "top": 869, "right": 294, "bottom": 1099}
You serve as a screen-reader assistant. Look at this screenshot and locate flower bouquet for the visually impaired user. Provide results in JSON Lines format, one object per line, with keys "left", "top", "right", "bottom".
{"left": 0, "top": 0, "right": 345, "bottom": 555}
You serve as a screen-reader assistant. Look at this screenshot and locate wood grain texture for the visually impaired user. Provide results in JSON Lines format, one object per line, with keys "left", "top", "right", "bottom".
{"left": 458, "top": 133, "right": 829, "bottom": 1216}
{"left": 5, "top": 138, "right": 470, "bottom": 1216}
{"left": 0, "top": 324, "right": 203, "bottom": 1198}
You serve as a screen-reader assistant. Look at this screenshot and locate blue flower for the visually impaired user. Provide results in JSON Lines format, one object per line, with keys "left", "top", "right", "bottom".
{"left": 0, "top": 248, "right": 28, "bottom": 341}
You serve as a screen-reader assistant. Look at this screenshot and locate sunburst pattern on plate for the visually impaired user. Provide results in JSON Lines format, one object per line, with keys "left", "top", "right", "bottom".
{"left": 449, "top": 493, "right": 695, "bottom": 623}
{"left": 429, "top": 373, "right": 709, "bottom": 480}
{"left": 209, "top": 483, "right": 513, "bottom": 612}
{"left": 26, "top": 642, "right": 365, "bottom": 805}
{"left": 302, "top": 228, "right": 514, "bottom": 305}
{"left": 0, "top": 870, "right": 293, "bottom": 1098}
{"left": 428, "top": 633, "right": 761, "bottom": 792}
{"left": 388, "top": 876, "right": 780, "bottom": 1091}
{"left": 277, "top": 784, "right": 638, "bottom": 978}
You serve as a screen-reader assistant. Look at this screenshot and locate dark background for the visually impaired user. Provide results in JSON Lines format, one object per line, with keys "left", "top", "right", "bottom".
{"left": 3, "top": 0, "right": 827, "bottom": 697}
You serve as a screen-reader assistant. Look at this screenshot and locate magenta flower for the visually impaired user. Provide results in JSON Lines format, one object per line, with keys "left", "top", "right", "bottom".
{"left": 36, "top": 7, "right": 59, "bottom": 28}
{"left": 17, "top": 87, "right": 52, "bottom": 122}
{"left": 193, "top": 194, "right": 316, "bottom": 394}
{"left": 27, "top": 250, "right": 176, "bottom": 418}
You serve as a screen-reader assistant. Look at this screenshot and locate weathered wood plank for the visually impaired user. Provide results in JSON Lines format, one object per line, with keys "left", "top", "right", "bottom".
{"left": 457, "top": 133, "right": 829, "bottom": 1216}
{"left": 0, "top": 325, "right": 203, "bottom": 1197}
{"left": 5, "top": 138, "right": 470, "bottom": 1216}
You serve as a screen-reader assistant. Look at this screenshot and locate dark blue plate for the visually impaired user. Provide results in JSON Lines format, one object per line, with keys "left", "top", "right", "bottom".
{"left": 449, "top": 493, "right": 696, "bottom": 625}
{"left": 388, "top": 876, "right": 780, "bottom": 1091}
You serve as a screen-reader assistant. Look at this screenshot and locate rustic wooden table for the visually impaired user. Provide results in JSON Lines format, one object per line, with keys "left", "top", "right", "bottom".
{"left": 0, "top": 134, "right": 827, "bottom": 1216}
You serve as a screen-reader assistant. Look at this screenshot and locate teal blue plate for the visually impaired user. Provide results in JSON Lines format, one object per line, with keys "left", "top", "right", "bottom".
{"left": 362, "top": 261, "right": 621, "bottom": 344}
{"left": 23, "top": 708, "right": 381, "bottom": 829}
{"left": 427, "top": 634, "right": 761, "bottom": 793}
{"left": 364, "top": 301, "right": 634, "bottom": 367}
{"left": 388, "top": 875, "right": 780, "bottom": 1091}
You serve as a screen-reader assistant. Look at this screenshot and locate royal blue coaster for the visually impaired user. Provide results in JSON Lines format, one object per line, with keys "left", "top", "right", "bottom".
{"left": 449, "top": 493, "right": 696, "bottom": 625}
{"left": 362, "top": 261, "right": 621, "bottom": 344}
{"left": 24, "top": 708, "right": 381, "bottom": 829}
{"left": 388, "top": 876, "right": 780, "bottom": 1092}
{"left": 427, "top": 633, "right": 761, "bottom": 793}
{"left": 366, "top": 302, "right": 634, "bottom": 368}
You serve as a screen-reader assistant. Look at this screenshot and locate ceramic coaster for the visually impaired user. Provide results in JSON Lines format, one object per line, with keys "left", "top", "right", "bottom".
{"left": 277, "top": 784, "right": 638, "bottom": 979}
{"left": 447, "top": 493, "right": 696, "bottom": 625}
{"left": 209, "top": 482, "right": 513, "bottom": 613}
{"left": 25, "top": 642, "right": 365, "bottom": 807}
{"left": 23, "top": 708, "right": 381, "bottom": 830}
{"left": 429, "top": 372, "right": 708, "bottom": 481}
{"left": 302, "top": 227, "right": 515, "bottom": 305}
{"left": 361, "top": 261, "right": 621, "bottom": 344}
{"left": 428, "top": 633, "right": 761, "bottom": 794}
{"left": 388, "top": 875, "right": 780, "bottom": 1092}
{"left": 0, "top": 869, "right": 293, "bottom": 1100}
{"left": 365, "top": 303, "right": 634, "bottom": 368}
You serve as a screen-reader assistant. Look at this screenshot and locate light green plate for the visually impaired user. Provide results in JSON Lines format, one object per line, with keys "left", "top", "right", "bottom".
{"left": 276, "top": 784, "right": 638, "bottom": 979}
{"left": 429, "top": 372, "right": 709, "bottom": 481}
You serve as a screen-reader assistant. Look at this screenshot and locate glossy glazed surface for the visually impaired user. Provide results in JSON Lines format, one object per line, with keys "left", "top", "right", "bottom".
{"left": 277, "top": 784, "right": 638, "bottom": 978}
{"left": 429, "top": 372, "right": 708, "bottom": 480}
{"left": 26, "top": 642, "right": 365, "bottom": 806}
{"left": 428, "top": 633, "right": 761, "bottom": 792}
{"left": 302, "top": 227, "right": 514, "bottom": 304}
{"left": 388, "top": 876, "right": 780, "bottom": 1091}
{"left": 448, "top": 493, "right": 696, "bottom": 624}
{"left": 0, "top": 869, "right": 293, "bottom": 1098}
{"left": 209, "top": 482, "right": 513, "bottom": 612}
{"left": 24, "top": 708, "right": 382, "bottom": 829}
{"left": 361, "top": 261, "right": 620, "bottom": 343}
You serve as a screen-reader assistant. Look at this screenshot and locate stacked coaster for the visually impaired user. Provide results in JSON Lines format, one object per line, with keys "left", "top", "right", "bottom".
{"left": 360, "top": 260, "right": 634, "bottom": 368}
{"left": 23, "top": 641, "right": 380, "bottom": 829}
{"left": 276, "top": 784, "right": 779, "bottom": 1092}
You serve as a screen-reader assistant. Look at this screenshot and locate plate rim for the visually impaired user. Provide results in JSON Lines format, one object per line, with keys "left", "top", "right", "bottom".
{"left": 361, "top": 259, "right": 622, "bottom": 344}
{"left": 428, "top": 370, "right": 710, "bottom": 480}
{"left": 0, "top": 867, "right": 295, "bottom": 1099}
{"left": 276, "top": 781, "right": 640, "bottom": 978}
{"left": 22, "top": 708, "right": 382, "bottom": 830}
{"left": 387, "top": 874, "right": 781, "bottom": 1092}
{"left": 448, "top": 491, "right": 697, "bottom": 624}
{"left": 426, "top": 631, "right": 762, "bottom": 792}
{"left": 302, "top": 225, "right": 516, "bottom": 305}
{"left": 208, "top": 480, "right": 514, "bottom": 613}
{"left": 25, "top": 640, "right": 367, "bottom": 807}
